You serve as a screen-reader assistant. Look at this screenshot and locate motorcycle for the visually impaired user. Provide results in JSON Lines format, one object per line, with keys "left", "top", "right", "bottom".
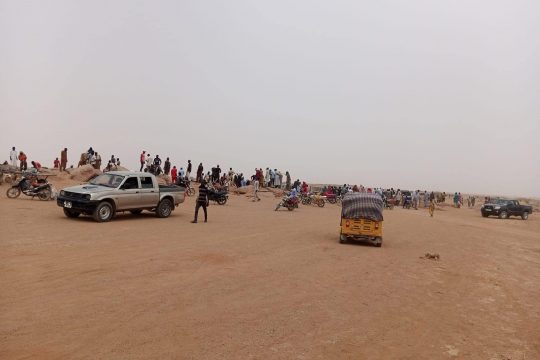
{"left": 6, "top": 175, "right": 52, "bottom": 200}
{"left": 300, "top": 192, "right": 311, "bottom": 205}
{"left": 383, "top": 196, "right": 395, "bottom": 210}
{"left": 402, "top": 196, "right": 412, "bottom": 209}
{"left": 310, "top": 194, "right": 325, "bottom": 208}
{"left": 207, "top": 188, "right": 228, "bottom": 205}
{"left": 275, "top": 196, "right": 299, "bottom": 211}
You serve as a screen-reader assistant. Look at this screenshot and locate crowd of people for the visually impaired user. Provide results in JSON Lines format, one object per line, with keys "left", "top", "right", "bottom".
{"left": 5, "top": 145, "right": 488, "bottom": 222}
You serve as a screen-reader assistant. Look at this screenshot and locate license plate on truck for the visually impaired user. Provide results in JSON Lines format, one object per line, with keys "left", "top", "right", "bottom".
{"left": 64, "top": 201, "right": 72, "bottom": 208}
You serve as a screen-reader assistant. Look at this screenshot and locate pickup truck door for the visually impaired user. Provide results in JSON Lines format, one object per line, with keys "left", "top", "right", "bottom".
{"left": 139, "top": 176, "right": 160, "bottom": 208}
{"left": 116, "top": 177, "right": 141, "bottom": 210}
{"left": 507, "top": 201, "right": 518, "bottom": 215}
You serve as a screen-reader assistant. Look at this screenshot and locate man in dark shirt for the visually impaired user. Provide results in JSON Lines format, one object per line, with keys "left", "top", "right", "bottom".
{"left": 186, "top": 160, "right": 192, "bottom": 179}
{"left": 192, "top": 181, "right": 209, "bottom": 223}
{"left": 164, "top": 157, "right": 171, "bottom": 175}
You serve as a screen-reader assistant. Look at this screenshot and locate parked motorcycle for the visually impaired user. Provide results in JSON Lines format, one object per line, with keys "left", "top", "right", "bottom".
{"left": 207, "top": 188, "right": 228, "bottom": 205}
{"left": 6, "top": 175, "right": 52, "bottom": 200}
{"left": 275, "top": 196, "right": 299, "bottom": 211}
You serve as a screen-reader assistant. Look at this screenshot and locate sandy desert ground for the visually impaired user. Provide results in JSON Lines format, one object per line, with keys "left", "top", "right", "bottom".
{"left": 1, "top": 177, "right": 539, "bottom": 360}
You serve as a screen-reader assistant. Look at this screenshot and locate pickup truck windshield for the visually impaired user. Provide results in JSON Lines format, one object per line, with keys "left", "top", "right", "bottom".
{"left": 89, "top": 174, "right": 125, "bottom": 188}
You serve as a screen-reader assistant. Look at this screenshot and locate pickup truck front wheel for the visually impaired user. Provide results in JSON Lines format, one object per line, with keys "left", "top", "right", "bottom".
{"left": 156, "top": 199, "right": 173, "bottom": 218}
{"left": 522, "top": 212, "right": 529, "bottom": 220}
{"left": 93, "top": 202, "right": 114, "bottom": 222}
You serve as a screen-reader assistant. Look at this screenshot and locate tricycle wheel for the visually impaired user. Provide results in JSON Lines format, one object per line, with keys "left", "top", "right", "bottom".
{"left": 217, "top": 196, "right": 227, "bottom": 205}
{"left": 339, "top": 234, "right": 347, "bottom": 244}
{"left": 374, "top": 237, "right": 382, "bottom": 247}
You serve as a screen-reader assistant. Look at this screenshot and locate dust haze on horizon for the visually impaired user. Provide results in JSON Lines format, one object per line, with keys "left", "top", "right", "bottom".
{"left": 1, "top": 1, "right": 539, "bottom": 197}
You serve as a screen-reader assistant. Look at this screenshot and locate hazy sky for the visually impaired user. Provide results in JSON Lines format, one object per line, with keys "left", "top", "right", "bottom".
{"left": 1, "top": 0, "right": 539, "bottom": 197}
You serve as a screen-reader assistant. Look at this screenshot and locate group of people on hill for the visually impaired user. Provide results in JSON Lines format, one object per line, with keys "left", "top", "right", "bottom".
{"left": 139, "top": 150, "right": 193, "bottom": 185}
{"left": 6, "top": 146, "right": 42, "bottom": 172}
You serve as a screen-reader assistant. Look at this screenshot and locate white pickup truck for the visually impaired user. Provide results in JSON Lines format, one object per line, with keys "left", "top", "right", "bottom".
{"left": 57, "top": 171, "right": 185, "bottom": 222}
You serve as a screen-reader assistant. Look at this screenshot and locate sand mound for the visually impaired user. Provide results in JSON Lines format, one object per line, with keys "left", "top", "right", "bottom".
{"left": 0, "top": 164, "right": 19, "bottom": 173}
{"left": 156, "top": 175, "right": 171, "bottom": 185}
{"left": 265, "top": 187, "right": 286, "bottom": 197}
{"left": 69, "top": 165, "right": 102, "bottom": 182}
{"left": 233, "top": 185, "right": 253, "bottom": 195}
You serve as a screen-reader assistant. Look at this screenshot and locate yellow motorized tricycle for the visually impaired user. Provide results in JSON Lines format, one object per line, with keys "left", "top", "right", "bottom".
{"left": 339, "top": 193, "right": 384, "bottom": 247}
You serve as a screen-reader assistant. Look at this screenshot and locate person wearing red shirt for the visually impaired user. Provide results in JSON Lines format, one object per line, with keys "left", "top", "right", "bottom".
{"left": 139, "top": 151, "right": 146, "bottom": 171}
{"left": 171, "top": 166, "right": 178, "bottom": 184}
{"left": 53, "top": 158, "right": 60, "bottom": 168}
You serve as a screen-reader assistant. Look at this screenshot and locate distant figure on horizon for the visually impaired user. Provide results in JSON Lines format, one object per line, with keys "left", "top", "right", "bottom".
{"left": 196, "top": 163, "right": 203, "bottom": 182}
{"left": 186, "top": 160, "right": 192, "bottom": 179}
{"left": 60, "top": 148, "right": 68, "bottom": 172}
{"left": 18, "top": 151, "right": 27, "bottom": 171}
{"left": 171, "top": 166, "right": 177, "bottom": 184}
{"left": 140, "top": 151, "right": 146, "bottom": 171}
{"left": 252, "top": 170, "right": 261, "bottom": 202}
{"left": 10, "top": 147, "right": 17, "bottom": 167}
{"left": 54, "top": 157, "right": 60, "bottom": 169}
{"left": 164, "top": 157, "right": 171, "bottom": 175}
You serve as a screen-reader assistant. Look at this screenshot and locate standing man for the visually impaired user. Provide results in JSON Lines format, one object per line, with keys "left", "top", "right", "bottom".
{"left": 264, "top": 168, "right": 270, "bottom": 188}
{"left": 171, "top": 166, "right": 178, "bottom": 184}
{"left": 60, "top": 148, "right": 68, "bottom": 172}
{"left": 145, "top": 154, "right": 152, "bottom": 172}
{"left": 285, "top": 171, "right": 291, "bottom": 190}
{"left": 10, "top": 147, "right": 17, "bottom": 167}
{"left": 186, "top": 160, "right": 192, "bottom": 179}
{"left": 196, "top": 163, "right": 203, "bottom": 183}
{"left": 252, "top": 170, "right": 261, "bottom": 202}
{"left": 164, "top": 157, "right": 171, "bottom": 175}
{"left": 192, "top": 181, "right": 209, "bottom": 223}
{"left": 140, "top": 151, "right": 146, "bottom": 171}
{"left": 18, "top": 151, "right": 28, "bottom": 171}
{"left": 179, "top": 167, "right": 185, "bottom": 179}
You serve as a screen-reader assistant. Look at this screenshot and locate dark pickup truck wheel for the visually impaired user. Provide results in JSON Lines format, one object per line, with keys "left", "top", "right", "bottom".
{"left": 522, "top": 212, "right": 529, "bottom": 220}
{"left": 498, "top": 211, "right": 508, "bottom": 219}
{"left": 156, "top": 199, "right": 173, "bottom": 218}
{"left": 93, "top": 202, "right": 114, "bottom": 222}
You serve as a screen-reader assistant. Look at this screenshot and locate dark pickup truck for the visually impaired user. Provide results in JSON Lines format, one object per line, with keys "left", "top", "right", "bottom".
{"left": 481, "top": 199, "right": 532, "bottom": 220}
